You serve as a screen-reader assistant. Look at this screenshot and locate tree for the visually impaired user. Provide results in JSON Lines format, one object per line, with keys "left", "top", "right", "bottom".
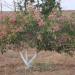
{"left": 0, "top": 0, "right": 75, "bottom": 69}
{"left": 17, "top": 0, "right": 58, "bottom": 15}
{"left": 41, "top": 0, "right": 56, "bottom": 15}
{"left": 17, "top": 0, "right": 35, "bottom": 13}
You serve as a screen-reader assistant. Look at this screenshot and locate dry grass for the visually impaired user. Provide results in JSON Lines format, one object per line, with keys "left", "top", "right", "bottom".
{"left": 0, "top": 50, "right": 75, "bottom": 75}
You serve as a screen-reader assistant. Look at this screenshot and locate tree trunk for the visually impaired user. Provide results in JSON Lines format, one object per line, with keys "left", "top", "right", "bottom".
{"left": 24, "top": 0, "right": 27, "bottom": 12}
{"left": 19, "top": 50, "right": 37, "bottom": 69}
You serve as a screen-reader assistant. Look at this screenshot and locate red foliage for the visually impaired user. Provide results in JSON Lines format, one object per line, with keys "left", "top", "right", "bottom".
{"left": 11, "top": 26, "right": 23, "bottom": 33}
{"left": 10, "top": 18, "right": 17, "bottom": 25}
{"left": 0, "top": 13, "right": 7, "bottom": 20}
{"left": 37, "top": 19, "right": 45, "bottom": 27}
{"left": 0, "top": 32, "right": 7, "bottom": 38}
{"left": 0, "top": 25, "right": 8, "bottom": 38}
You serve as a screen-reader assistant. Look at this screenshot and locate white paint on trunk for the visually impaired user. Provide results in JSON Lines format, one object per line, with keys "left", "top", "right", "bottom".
{"left": 19, "top": 50, "right": 37, "bottom": 69}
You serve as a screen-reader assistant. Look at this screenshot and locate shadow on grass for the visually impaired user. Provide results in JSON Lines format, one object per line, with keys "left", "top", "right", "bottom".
{"left": 30, "top": 63, "right": 75, "bottom": 72}
{"left": 31, "top": 63, "right": 57, "bottom": 72}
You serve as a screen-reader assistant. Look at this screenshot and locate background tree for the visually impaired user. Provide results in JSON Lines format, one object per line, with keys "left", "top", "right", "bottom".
{"left": 17, "top": 0, "right": 58, "bottom": 15}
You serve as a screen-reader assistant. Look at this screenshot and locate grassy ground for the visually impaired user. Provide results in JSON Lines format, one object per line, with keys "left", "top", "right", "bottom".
{"left": 0, "top": 50, "right": 75, "bottom": 75}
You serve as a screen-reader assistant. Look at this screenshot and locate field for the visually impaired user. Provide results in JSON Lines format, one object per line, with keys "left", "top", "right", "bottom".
{"left": 0, "top": 50, "right": 75, "bottom": 75}
{"left": 0, "top": 10, "right": 75, "bottom": 75}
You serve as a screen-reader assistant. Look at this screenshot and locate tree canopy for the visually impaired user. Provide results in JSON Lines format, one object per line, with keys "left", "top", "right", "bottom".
{"left": 0, "top": 0, "right": 75, "bottom": 56}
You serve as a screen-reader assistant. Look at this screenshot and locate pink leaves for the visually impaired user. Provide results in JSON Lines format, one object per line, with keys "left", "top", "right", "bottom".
{"left": 0, "top": 13, "right": 7, "bottom": 20}
{"left": 37, "top": 19, "right": 45, "bottom": 27}
{"left": 0, "top": 32, "right": 6, "bottom": 38}
{"left": 10, "top": 18, "right": 17, "bottom": 25}
{"left": 9, "top": 13, "right": 17, "bottom": 25}
{"left": 0, "top": 25, "right": 8, "bottom": 39}
{"left": 51, "top": 22, "right": 64, "bottom": 33}
{"left": 48, "top": 12, "right": 57, "bottom": 20}
{"left": 15, "top": 27, "right": 23, "bottom": 32}
{"left": 32, "top": 9, "right": 45, "bottom": 27}
{"left": 11, "top": 26, "right": 23, "bottom": 33}
{"left": 51, "top": 25, "right": 61, "bottom": 32}
{"left": 57, "top": 34, "right": 71, "bottom": 44}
